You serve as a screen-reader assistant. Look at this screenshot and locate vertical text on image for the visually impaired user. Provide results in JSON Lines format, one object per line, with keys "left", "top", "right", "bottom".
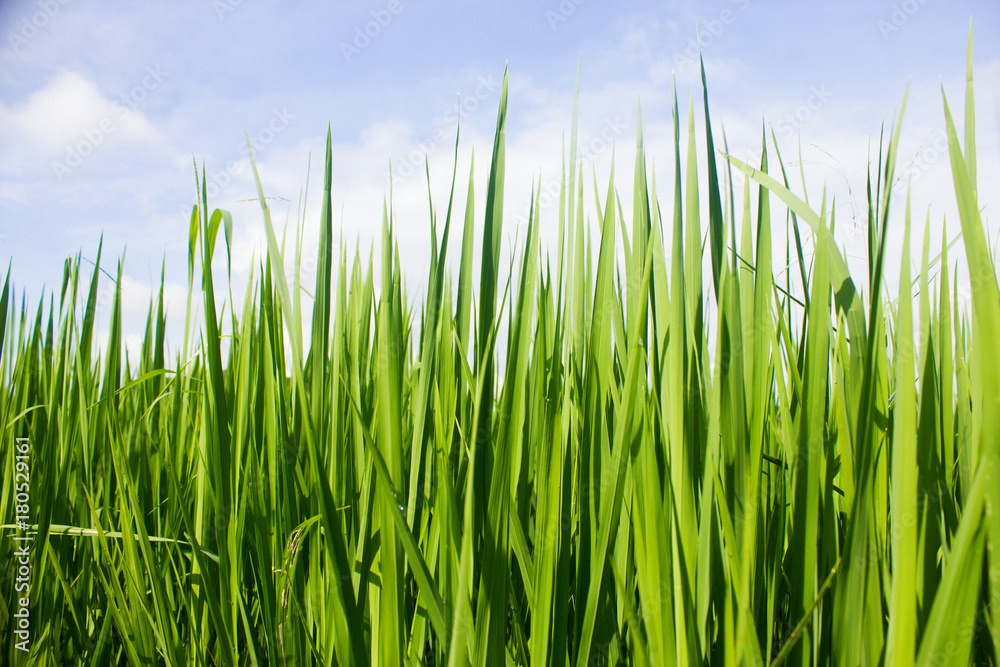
{"left": 12, "top": 436, "right": 32, "bottom": 654}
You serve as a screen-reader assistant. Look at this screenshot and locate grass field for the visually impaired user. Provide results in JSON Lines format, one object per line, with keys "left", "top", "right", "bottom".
{"left": 1, "top": 31, "right": 998, "bottom": 666}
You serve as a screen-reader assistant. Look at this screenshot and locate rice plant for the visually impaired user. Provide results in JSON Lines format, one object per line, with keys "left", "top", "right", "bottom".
{"left": 1, "top": 29, "right": 997, "bottom": 666}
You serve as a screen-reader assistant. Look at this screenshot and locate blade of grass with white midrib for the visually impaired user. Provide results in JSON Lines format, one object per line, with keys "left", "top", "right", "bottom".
{"left": 195, "top": 172, "right": 239, "bottom": 661}
{"left": 885, "top": 194, "right": 918, "bottom": 667}
{"left": 309, "top": 129, "right": 334, "bottom": 481}
{"left": 472, "top": 69, "right": 508, "bottom": 551}
{"left": 666, "top": 82, "right": 692, "bottom": 666}
{"left": 788, "top": 190, "right": 831, "bottom": 665}
{"left": 529, "top": 276, "right": 567, "bottom": 667}
{"left": 375, "top": 206, "right": 406, "bottom": 666}
{"left": 937, "top": 227, "right": 954, "bottom": 497}
{"left": 630, "top": 104, "right": 650, "bottom": 340}
{"left": 699, "top": 56, "right": 726, "bottom": 303}
{"left": 736, "top": 127, "right": 772, "bottom": 667}
{"left": 573, "top": 156, "right": 617, "bottom": 664}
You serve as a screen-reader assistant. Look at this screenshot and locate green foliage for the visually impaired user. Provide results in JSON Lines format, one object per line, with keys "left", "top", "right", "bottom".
{"left": 2, "top": 32, "right": 997, "bottom": 666}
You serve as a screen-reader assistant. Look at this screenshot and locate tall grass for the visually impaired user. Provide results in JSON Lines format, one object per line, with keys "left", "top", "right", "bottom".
{"left": 2, "top": 31, "right": 998, "bottom": 666}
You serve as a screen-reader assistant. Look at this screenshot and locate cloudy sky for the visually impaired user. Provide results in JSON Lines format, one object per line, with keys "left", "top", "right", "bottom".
{"left": 0, "top": 0, "right": 998, "bottom": 358}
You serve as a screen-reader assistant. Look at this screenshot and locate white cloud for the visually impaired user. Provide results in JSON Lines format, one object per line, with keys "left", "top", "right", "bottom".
{"left": 0, "top": 70, "right": 161, "bottom": 159}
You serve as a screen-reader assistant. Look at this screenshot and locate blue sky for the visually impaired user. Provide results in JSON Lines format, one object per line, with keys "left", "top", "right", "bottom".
{"left": 0, "top": 0, "right": 998, "bottom": 356}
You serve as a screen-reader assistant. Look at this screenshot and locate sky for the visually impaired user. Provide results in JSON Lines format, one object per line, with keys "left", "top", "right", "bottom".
{"left": 0, "top": 0, "right": 998, "bottom": 360}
